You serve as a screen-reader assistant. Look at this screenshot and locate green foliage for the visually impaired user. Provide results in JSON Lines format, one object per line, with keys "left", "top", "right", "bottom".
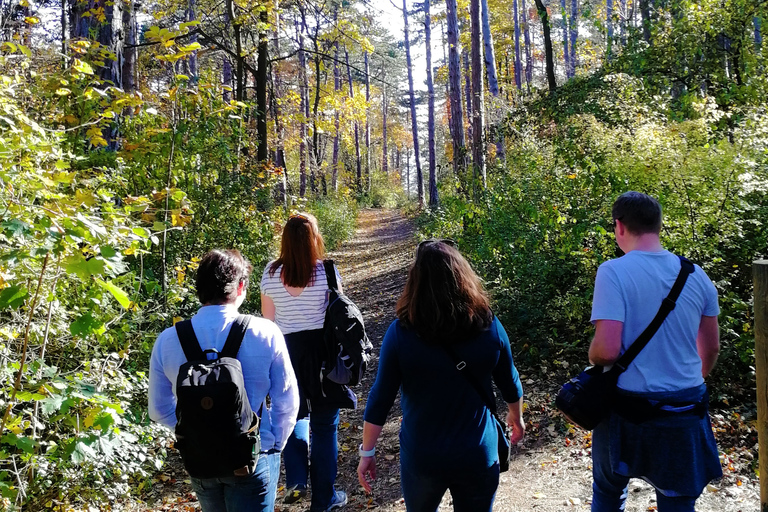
{"left": 359, "top": 171, "right": 409, "bottom": 209}
{"left": 307, "top": 196, "right": 359, "bottom": 252}
{"left": 421, "top": 75, "right": 768, "bottom": 401}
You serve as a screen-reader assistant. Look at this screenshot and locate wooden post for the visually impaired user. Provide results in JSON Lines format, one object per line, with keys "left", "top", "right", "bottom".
{"left": 755, "top": 260, "right": 768, "bottom": 512}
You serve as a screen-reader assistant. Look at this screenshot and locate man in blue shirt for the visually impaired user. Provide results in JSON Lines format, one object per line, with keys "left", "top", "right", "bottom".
{"left": 588, "top": 192, "right": 722, "bottom": 512}
{"left": 149, "top": 249, "right": 299, "bottom": 512}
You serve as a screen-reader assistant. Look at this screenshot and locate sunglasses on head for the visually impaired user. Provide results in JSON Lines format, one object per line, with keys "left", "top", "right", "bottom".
{"left": 290, "top": 213, "right": 310, "bottom": 221}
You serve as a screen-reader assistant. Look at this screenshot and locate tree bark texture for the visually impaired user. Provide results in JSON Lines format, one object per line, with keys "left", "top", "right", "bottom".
{"left": 569, "top": 0, "right": 578, "bottom": 77}
{"left": 513, "top": 0, "right": 523, "bottom": 89}
{"left": 533, "top": 0, "right": 557, "bottom": 91}
{"left": 446, "top": 0, "right": 468, "bottom": 176}
{"left": 463, "top": 49, "right": 473, "bottom": 151}
{"left": 403, "top": 0, "right": 424, "bottom": 207}
{"left": 470, "top": 0, "right": 486, "bottom": 191}
{"left": 640, "top": 0, "right": 651, "bottom": 43}
{"left": 345, "top": 48, "right": 363, "bottom": 194}
{"left": 186, "top": 0, "right": 197, "bottom": 81}
{"left": 332, "top": 16, "right": 341, "bottom": 192}
{"left": 606, "top": 0, "right": 614, "bottom": 59}
{"left": 364, "top": 51, "right": 371, "bottom": 191}
{"left": 560, "top": 0, "right": 570, "bottom": 77}
{"left": 521, "top": 0, "right": 533, "bottom": 88}
{"left": 122, "top": 0, "right": 137, "bottom": 91}
{"left": 256, "top": 7, "right": 268, "bottom": 162}
{"left": 97, "top": 0, "right": 123, "bottom": 88}
{"left": 296, "top": 16, "right": 308, "bottom": 197}
{"left": 756, "top": 17, "right": 763, "bottom": 49}
{"left": 481, "top": 0, "right": 505, "bottom": 162}
{"left": 382, "top": 91, "right": 389, "bottom": 175}
{"left": 425, "top": 0, "right": 438, "bottom": 207}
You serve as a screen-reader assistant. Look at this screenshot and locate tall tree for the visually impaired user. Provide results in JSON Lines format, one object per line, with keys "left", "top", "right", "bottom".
{"left": 569, "top": 0, "right": 578, "bottom": 77}
{"left": 425, "top": 0, "right": 438, "bottom": 207}
{"left": 61, "top": 0, "right": 69, "bottom": 63}
{"left": 271, "top": 1, "right": 287, "bottom": 194}
{"left": 521, "top": 0, "right": 533, "bottom": 88}
{"left": 256, "top": 6, "right": 268, "bottom": 161}
{"left": 513, "top": 0, "right": 523, "bottom": 89}
{"left": 345, "top": 48, "right": 363, "bottom": 194}
{"left": 560, "top": 0, "right": 570, "bottom": 77}
{"left": 470, "top": 0, "right": 486, "bottom": 190}
{"left": 756, "top": 17, "right": 763, "bottom": 49}
{"left": 332, "top": 9, "right": 341, "bottom": 193}
{"left": 364, "top": 50, "right": 371, "bottom": 191}
{"left": 382, "top": 90, "right": 389, "bottom": 175}
{"left": 123, "top": 0, "right": 138, "bottom": 92}
{"left": 97, "top": 0, "right": 123, "bottom": 88}
{"left": 185, "top": 0, "right": 197, "bottom": 80}
{"left": 463, "top": 49, "right": 473, "bottom": 147}
{"left": 446, "top": 0, "right": 468, "bottom": 176}
{"left": 606, "top": 0, "right": 614, "bottom": 59}
{"left": 296, "top": 16, "right": 308, "bottom": 197}
{"left": 481, "top": 0, "right": 504, "bottom": 161}
{"left": 533, "top": 0, "right": 557, "bottom": 91}
{"left": 402, "top": 0, "right": 424, "bottom": 207}
{"left": 640, "top": 0, "right": 651, "bottom": 43}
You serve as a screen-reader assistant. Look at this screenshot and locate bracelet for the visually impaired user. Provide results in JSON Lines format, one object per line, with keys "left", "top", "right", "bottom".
{"left": 358, "top": 443, "right": 376, "bottom": 457}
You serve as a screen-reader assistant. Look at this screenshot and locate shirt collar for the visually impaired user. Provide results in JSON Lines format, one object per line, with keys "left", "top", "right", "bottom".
{"left": 195, "top": 303, "right": 240, "bottom": 318}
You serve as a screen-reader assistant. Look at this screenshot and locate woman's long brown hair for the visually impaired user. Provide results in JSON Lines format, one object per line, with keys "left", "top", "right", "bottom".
{"left": 269, "top": 213, "right": 325, "bottom": 287}
{"left": 396, "top": 242, "right": 492, "bottom": 343}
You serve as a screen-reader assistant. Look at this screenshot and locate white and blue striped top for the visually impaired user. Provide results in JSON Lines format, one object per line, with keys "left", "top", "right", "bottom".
{"left": 260, "top": 260, "right": 342, "bottom": 335}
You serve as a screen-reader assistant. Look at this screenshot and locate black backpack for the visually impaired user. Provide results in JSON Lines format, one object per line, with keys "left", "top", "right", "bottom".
{"left": 321, "top": 260, "right": 372, "bottom": 386}
{"left": 174, "top": 315, "right": 260, "bottom": 479}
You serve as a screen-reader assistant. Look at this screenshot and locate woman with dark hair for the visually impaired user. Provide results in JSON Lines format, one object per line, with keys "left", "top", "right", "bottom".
{"left": 357, "top": 240, "right": 525, "bottom": 512}
{"left": 261, "top": 213, "right": 351, "bottom": 512}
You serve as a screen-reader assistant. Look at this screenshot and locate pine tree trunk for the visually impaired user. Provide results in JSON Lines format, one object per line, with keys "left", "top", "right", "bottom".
{"left": 470, "top": 0, "right": 486, "bottom": 191}
{"left": 560, "top": 0, "right": 570, "bottom": 77}
{"left": 403, "top": 0, "right": 424, "bottom": 207}
{"left": 425, "top": 0, "right": 438, "bottom": 207}
{"left": 533, "top": 0, "right": 557, "bottom": 91}
{"left": 332, "top": 16, "right": 341, "bottom": 193}
{"left": 606, "top": 0, "right": 614, "bottom": 59}
{"left": 481, "top": 0, "right": 504, "bottom": 162}
{"left": 296, "top": 16, "right": 308, "bottom": 197}
{"left": 186, "top": 0, "right": 197, "bottom": 82}
{"left": 446, "top": 0, "right": 468, "bottom": 176}
{"left": 256, "top": 7, "right": 268, "bottom": 161}
{"left": 97, "top": 0, "right": 123, "bottom": 88}
{"left": 345, "top": 48, "right": 363, "bottom": 194}
{"left": 272, "top": 2, "right": 286, "bottom": 205}
{"left": 640, "top": 0, "right": 651, "bottom": 43}
{"left": 123, "top": 0, "right": 137, "bottom": 92}
{"left": 755, "top": 17, "right": 762, "bottom": 49}
{"left": 382, "top": 91, "right": 389, "bottom": 175}
{"left": 569, "top": 0, "right": 578, "bottom": 77}
{"left": 463, "top": 49, "right": 474, "bottom": 150}
{"left": 521, "top": 0, "right": 533, "bottom": 89}
{"left": 364, "top": 51, "right": 371, "bottom": 191}
{"left": 513, "top": 0, "right": 523, "bottom": 89}
{"left": 61, "top": 0, "right": 69, "bottom": 65}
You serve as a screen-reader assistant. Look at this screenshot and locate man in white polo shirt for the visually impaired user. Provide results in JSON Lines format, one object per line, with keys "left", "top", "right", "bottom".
{"left": 588, "top": 192, "right": 722, "bottom": 512}
{"left": 149, "top": 249, "right": 299, "bottom": 512}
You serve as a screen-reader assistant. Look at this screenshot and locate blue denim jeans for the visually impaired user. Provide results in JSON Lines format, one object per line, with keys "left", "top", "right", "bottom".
{"left": 592, "top": 419, "right": 697, "bottom": 512}
{"left": 400, "top": 449, "right": 499, "bottom": 512}
{"left": 263, "top": 450, "right": 281, "bottom": 512}
{"left": 283, "top": 405, "right": 340, "bottom": 511}
{"left": 189, "top": 451, "right": 270, "bottom": 512}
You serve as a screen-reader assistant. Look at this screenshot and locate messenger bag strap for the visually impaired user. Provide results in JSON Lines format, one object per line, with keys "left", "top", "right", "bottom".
{"left": 613, "top": 256, "right": 695, "bottom": 373}
{"left": 443, "top": 343, "right": 504, "bottom": 424}
{"left": 221, "top": 314, "right": 253, "bottom": 359}
{"left": 175, "top": 320, "right": 205, "bottom": 362}
{"left": 323, "top": 259, "right": 338, "bottom": 292}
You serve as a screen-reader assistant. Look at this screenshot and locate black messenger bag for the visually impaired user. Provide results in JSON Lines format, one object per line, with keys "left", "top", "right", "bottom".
{"left": 555, "top": 256, "right": 694, "bottom": 430}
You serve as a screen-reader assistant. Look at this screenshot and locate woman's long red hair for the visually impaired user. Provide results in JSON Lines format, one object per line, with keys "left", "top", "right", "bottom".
{"left": 269, "top": 213, "right": 325, "bottom": 287}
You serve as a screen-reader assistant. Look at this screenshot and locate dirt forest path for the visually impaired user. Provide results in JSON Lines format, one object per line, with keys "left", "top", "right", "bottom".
{"left": 145, "top": 208, "right": 759, "bottom": 512}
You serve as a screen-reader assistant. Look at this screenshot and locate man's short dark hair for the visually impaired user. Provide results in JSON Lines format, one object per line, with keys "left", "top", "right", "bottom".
{"left": 612, "top": 191, "right": 662, "bottom": 235}
{"left": 196, "top": 249, "right": 253, "bottom": 305}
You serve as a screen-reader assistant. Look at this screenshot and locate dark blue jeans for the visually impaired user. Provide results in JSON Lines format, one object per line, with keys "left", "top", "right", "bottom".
{"left": 283, "top": 405, "right": 340, "bottom": 511}
{"left": 400, "top": 449, "right": 499, "bottom": 512}
{"left": 189, "top": 451, "right": 270, "bottom": 512}
{"left": 592, "top": 419, "right": 697, "bottom": 512}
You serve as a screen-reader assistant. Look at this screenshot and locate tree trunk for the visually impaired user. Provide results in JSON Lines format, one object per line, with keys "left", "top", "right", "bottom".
{"left": 256, "top": 7, "right": 268, "bottom": 161}
{"left": 332, "top": 35, "right": 341, "bottom": 193}
{"left": 345, "top": 48, "right": 363, "bottom": 194}
{"left": 560, "top": 0, "right": 570, "bottom": 77}
{"left": 226, "top": 0, "right": 244, "bottom": 101}
{"left": 186, "top": 0, "right": 197, "bottom": 81}
{"left": 403, "top": 0, "right": 424, "bottom": 207}
{"left": 513, "top": 0, "right": 522, "bottom": 89}
{"left": 606, "top": 0, "right": 614, "bottom": 59}
{"left": 364, "top": 50, "right": 371, "bottom": 191}
{"left": 533, "top": 0, "right": 557, "bottom": 91}
{"left": 463, "top": 49, "right": 473, "bottom": 151}
{"left": 382, "top": 91, "right": 389, "bottom": 175}
{"left": 61, "top": 0, "right": 69, "bottom": 65}
{"left": 481, "top": 0, "right": 504, "bottom": 162}
{"left": 122, "top": 0, "right": 137, "bottom": 91}
{"left": 272, "top": 1, "right": 286, "bottom": 205}
{"left": 470, "top": 0, "right": 486, "bottom": 191}
{"left": 521, "top": 0, "right": 533, "bottom": 89}
{"left": 756, "top": 17, "right": 763, "bottom": 50}
{"left": 296, "top": 16, "right": 308, "bottom": 197}
{"left": 640, "top": 0, "right": 651, "bottom": 43}
{"left": 97, "top": 0, "right": 123, "bottom": 88}
{"left": 425, "top": 0, "right": 438, "bottom": 207}
{"left": 569, "top": 0, "right": 578, "bottom": 77}
{"left": 446, "top": 0, "right": 468, "bottom": 176}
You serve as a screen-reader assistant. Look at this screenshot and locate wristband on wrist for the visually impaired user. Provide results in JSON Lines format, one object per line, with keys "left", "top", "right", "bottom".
{"left": 358, "top": 443, "right": 376, "bottom": 457}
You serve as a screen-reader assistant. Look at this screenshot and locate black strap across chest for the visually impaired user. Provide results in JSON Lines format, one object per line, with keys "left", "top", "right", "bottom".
{"left": 323, "top": 259, "right": 339, "bottom": 291}
{"left": 175, "top": 314, "right": 253, "bottom": 362}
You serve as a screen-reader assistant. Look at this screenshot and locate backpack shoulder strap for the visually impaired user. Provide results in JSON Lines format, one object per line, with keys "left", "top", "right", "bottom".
{"left": 323, "top": 259, "right": 339, "bottom": 291}
{"left": 221, "top": 314, "right": 253, "bottom": 359}
{"left": 175, "top": 320, "right": 205, "bottom": 362}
